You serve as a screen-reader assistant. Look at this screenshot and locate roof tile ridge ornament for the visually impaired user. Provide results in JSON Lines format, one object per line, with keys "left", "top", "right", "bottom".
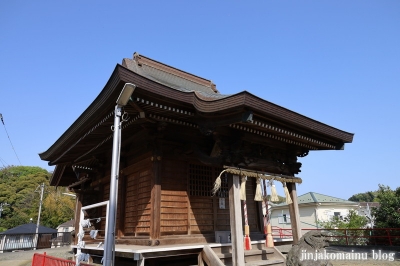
{"left": 133, "top": 52, "right": 219, "bottom": 93}
{"left": 193, "top": 90, "right": 233, "bottom": 101}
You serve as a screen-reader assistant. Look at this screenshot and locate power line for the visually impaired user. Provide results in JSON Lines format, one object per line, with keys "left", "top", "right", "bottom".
{"left": 0, "top": 156, "right": 8, "bottom": 168}
{"left": 0, "top": 113, "right": 22, "bottom": 165}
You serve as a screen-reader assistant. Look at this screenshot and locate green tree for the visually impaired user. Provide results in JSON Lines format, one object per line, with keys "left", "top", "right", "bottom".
{"left": 41, "top": 187, "right": 75, "bottom": 228}
{"left": 319, "top": 210, "right": 368, "bottom": 245}
{"left": 372, "top": 184, "right": 400, "bottom": 228}
{"left": 0, "top": 166, "right": 49, "bottom": 229}
{"left": 319, "top": 209, "right": 368, "bottom": 230}
{"left": 348, "top": 191, "right": 377, "bottom": 202}
{"left": 0, "top": 166, "right": 74, "bottom": 231}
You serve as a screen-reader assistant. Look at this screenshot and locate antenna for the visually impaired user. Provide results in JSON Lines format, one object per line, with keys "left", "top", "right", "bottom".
{"left": 0, "top": 113, "right": 22, "bottom": 165}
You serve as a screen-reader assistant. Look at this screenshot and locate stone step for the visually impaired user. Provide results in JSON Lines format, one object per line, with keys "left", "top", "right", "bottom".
{"left": 245, "top": 259, "right": 285, "bottom": 266}
{"left": 217, "top": 248, "right": 274, "bottom": 259}
{"left": 217, "top": 249, "right": 285, "bottom": 265}
{"left": 225, "top": 259, "right": 285, "bottom": 266}
{"left": 218, "top": 248, "right": 275, "bottom": 256}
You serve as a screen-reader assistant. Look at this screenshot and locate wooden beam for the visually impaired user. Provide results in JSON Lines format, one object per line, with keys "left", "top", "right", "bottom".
{"left": 287, "top": 182, "right": 302, "bottom": 244}
{"left": 201, "top": 245, "right": 224, "bottom": 266}
{"left": 228, "top": 175, "right": 245, "bottom": 266}
{"left": 198, "top": 252, "right": 204, "bottom": 266}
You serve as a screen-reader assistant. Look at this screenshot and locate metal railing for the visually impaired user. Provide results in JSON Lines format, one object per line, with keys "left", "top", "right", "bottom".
{"left": 271, "top": 227, "right": 400, "bottom": 246}
{"left": 0, "top": 232, "right": 71, "bottom": 252}
{"left": 272, "top": 226, "right": 293, "bottom": 239}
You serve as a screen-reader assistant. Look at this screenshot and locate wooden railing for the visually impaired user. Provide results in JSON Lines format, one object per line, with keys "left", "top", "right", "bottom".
{"left": 271, "top": 227, "right": 400, "bottom": 246}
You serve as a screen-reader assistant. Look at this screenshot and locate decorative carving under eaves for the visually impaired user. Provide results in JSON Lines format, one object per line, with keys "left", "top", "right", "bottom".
{"left": 297, "top": 150, "right": 309, "bottom": 158}
{"left": 187, "top": 137, "right": 302, "bottom": 174}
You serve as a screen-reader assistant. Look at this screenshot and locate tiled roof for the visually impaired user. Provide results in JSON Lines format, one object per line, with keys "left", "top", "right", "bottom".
{"left": 122, "top": 52, "right": 225, "bottom": 97}
{"left": 57, "top": 219, "right": 74, "bottom": 229}
{"left": 273, "top": 192, "right": 358, "bottom": 207}
{"left": 297, "top": 192, "right": 356, "bottom": 204}
{"left": 0, "top": 223, "right": 57, "bottom": 235}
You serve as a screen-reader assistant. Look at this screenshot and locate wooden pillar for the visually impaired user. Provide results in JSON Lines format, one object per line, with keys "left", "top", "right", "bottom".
{"left": 287, "top": 182, "right": 302, "bottom": 244}
{"left": 150, "top": 155, "right": 161, "bottom": 241}
{"left": 228, "top": 175, "right": 245, "bottom": 266}
{"left": 74, "top": 193, "right": 83, "bottom": 245}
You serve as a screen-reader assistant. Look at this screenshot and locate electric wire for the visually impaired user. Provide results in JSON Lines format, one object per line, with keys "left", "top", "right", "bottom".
{"left": 0, "top": 156, "right": 8, "bottom": 168}
{"left": 0, "top": 114, "right": 22, "bottom": 165}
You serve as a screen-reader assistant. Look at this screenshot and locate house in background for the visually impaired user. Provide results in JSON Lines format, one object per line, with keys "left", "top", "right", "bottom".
{"left": 270, "top": 192, "right": 359, "bottom": 232}
{"left": 0, "top": 223, "right": 56, "bottom": 252}
{"left": 51, "top": 219, "right": 74, "bottom": 247}
{"left": 57, "top": 219, "right": 75, "bottom": 233}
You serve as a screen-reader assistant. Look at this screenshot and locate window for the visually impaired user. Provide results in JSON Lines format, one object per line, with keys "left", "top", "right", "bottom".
{"left": 189, "top": 164, "right": 213, "bottom": 197}
{"left": 188, "top": 164, "right": 224, "bottom": 197}
{"left": 334, "top": 212, "right": 343, "bottom": 220}
{"left": 278, "top": 214, "right": 291, "bottom": 224}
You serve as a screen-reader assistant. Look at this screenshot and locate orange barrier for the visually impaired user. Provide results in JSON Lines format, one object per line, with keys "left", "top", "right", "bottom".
{"left": 31, "top": 252, "right": 92, "bottom": 266}
{"left": 32, "top": 252, "right": 75, "bottom": 266}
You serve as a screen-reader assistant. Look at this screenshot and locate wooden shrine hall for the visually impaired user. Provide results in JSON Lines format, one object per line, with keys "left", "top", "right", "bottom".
{"left": 39, "top": 52, "right": 354, "bottom": 266}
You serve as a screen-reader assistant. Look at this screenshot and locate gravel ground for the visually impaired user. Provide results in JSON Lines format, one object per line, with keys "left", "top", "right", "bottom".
{"left": 327, "top": 246, "right": 400, "bottom": 266}
{"left": 0, "top": 246, "right": 73, "bottom": 266}
{"left": 1, "top": 245, "right": 400, "bottom": 266}
{"left": 276, "top": 244, "right": 400, "bottom": 266}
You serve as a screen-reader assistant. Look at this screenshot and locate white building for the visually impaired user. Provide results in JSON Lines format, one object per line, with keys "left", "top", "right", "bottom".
{"left": 269, "top": 192, "right": 359, "bottom": 233}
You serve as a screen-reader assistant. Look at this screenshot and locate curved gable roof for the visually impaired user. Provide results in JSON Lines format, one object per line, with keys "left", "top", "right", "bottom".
{"left": 39, "top": 53, "right": 354, "bottom": 182}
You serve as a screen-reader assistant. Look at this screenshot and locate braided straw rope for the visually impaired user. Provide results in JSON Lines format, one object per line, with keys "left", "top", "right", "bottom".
{"left": 223, "top": 168, "right": 302, "bottom": 184}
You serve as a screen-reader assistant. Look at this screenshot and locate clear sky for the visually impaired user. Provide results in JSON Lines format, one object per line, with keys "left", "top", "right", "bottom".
{"left": 0, "top": 1, "right": 399, "bottom": 200}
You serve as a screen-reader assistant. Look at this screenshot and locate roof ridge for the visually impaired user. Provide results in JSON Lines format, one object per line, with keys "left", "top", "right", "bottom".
{"left": 310, "top": 191, "right": 352, "bottom": 202}
{"left": 133, "top": 52, "right": 218, "bottom": 93}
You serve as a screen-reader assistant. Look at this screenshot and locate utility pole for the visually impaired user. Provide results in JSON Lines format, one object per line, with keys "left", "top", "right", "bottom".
{"left": 0, "top": 203, "right": 10, "bottom": 218}
{"left": 34, "top": 183, "right": 44, "bottom": 250}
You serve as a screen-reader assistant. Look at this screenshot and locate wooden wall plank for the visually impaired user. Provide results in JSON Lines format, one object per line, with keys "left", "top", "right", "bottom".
{"left": 150, "top": 155, "right": 161, "bottom": 240}
{"left": 160, "top": 159, "right": 188, "bottom": 235}
{"left": 123, "top": 157, "right": 152, "bottom": 236}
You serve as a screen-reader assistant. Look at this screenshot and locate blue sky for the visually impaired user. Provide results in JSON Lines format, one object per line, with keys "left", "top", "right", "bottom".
{"left": 0, "top": 1, "right": 399, "bottom": 200}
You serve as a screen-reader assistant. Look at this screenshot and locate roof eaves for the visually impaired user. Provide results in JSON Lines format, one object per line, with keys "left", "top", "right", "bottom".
{"left": 39, "top": 65, "right": 123, "bottom": 162}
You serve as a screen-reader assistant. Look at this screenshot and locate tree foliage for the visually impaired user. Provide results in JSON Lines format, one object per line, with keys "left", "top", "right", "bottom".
{"left": 319, "top": 209, "right": 369, "bottom": 245}
{"left": 348, "top": 191, "right": 377, "bottom": 202}
{"left": 0, "top": 166, "right": 75, "bottom": 231}
{"left": 372, "top": 184, "right": 400, "bottom": 228}
{"left": 319, "top": 209, "right": 368, "bottom": 230}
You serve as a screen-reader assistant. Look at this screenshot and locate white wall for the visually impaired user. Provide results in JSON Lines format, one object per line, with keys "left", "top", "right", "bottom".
{"left": 270, "top": 204, "right": 359, "bottom": 234}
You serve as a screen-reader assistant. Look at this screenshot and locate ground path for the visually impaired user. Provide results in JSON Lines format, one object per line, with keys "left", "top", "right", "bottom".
{"left": 1, "top": 245, "right": 400, "bottom": 265}
{"left": 0, "top": 246, "right": 72, "bottom": 266}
